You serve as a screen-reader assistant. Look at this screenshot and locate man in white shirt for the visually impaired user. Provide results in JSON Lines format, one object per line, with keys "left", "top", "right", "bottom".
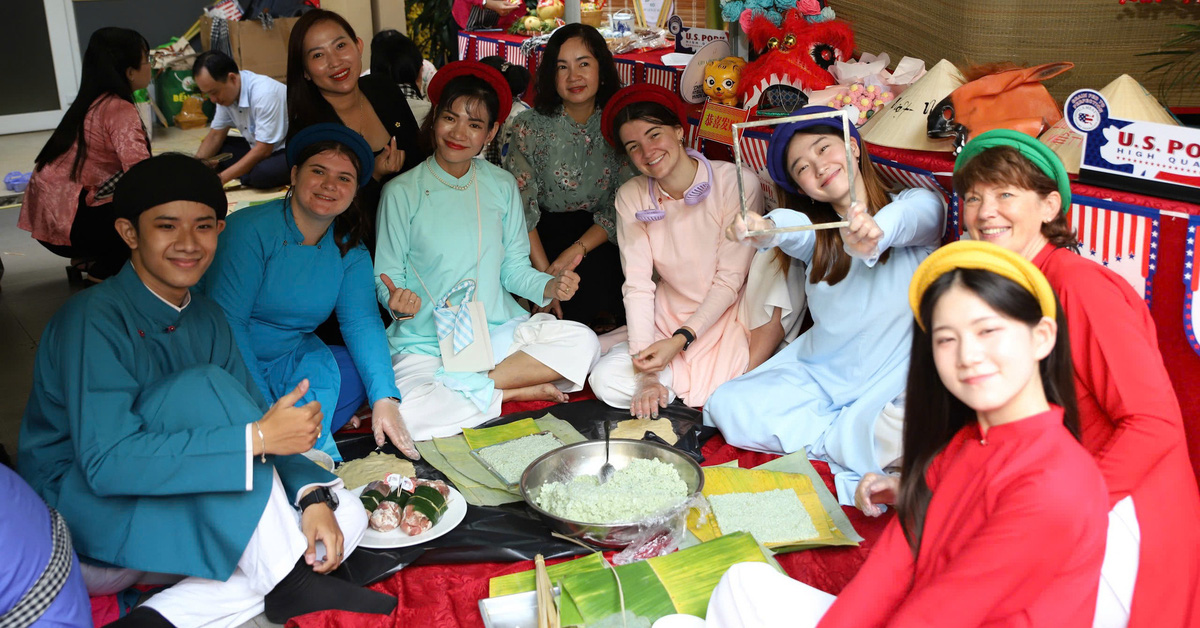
{"left": 193, "top": 51, "right": 289, "bottom": 189}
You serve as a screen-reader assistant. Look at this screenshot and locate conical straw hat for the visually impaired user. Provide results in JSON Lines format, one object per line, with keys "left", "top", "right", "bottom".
{"left": 1040, "top": 74, "right": 1177, "bottom": 174}
{"left": 861, "top": 59, "right": 964, "bottom": 152}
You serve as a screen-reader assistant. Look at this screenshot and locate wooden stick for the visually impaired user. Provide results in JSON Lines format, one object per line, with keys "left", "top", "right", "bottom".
{"left": 745, "top": 220, "right": 849, "bottom": 236}
{"left": 535, "top": 554, "right": 551, "bottom": 628}
{"left": 148, "top": 100, "right": 171, "bottom": 129}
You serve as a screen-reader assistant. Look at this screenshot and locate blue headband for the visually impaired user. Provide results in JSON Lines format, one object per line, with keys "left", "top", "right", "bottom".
{"left": 287, "top": 123, "right": 375, "bottom": 188}
{"left": 765, "top": 105, "right": 861, "bottom": 195}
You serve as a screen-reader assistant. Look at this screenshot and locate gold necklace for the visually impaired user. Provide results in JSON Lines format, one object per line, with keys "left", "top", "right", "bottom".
{"left": 425, "top": 160, "right": 474, "bottom": 190}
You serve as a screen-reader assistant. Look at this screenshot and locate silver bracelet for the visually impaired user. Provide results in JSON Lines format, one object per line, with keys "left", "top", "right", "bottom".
{"left": 254, "top": 421, "right": 266, "bottom": 463}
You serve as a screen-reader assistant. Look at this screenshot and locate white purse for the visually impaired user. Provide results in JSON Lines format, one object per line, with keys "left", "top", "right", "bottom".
{"left": 431, "top": 280, "right": 494, "bottom": 373}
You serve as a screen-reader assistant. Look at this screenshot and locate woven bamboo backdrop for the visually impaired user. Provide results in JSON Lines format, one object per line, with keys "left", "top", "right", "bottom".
{"left": 831, "top": 0, "right": 1200, "bottom": 108}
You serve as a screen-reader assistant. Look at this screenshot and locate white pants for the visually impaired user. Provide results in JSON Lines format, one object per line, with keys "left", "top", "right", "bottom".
{"left": 82, "top": 472, "right": 366, "bottom": 628}
{"left": 589, "top": 342, "right": 676, "bottom": 410}
{"left": 874, "top": 394, "right": 906, "bottom": 470}
{"left": 743, "top": 250, "right": 807, "bottom": 344}
{"left": 393, "top": 314, "right": 600, "bottom": 440}
{"left": 706, "top": 498, "right": 1141, "bottom": 628}
{"left": 1094, "top": 496, "right": 1139, "bottom": 628}
{"left": 706, "top": 562, "right": 833, "bottom": 628}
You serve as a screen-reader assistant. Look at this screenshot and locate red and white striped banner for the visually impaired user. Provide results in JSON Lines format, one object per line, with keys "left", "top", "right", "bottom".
{"left": 503, "top": 42, "right": 527, "bottom": 67}
{"left": 1068, "top": 198, "right": 1160, "bottom": 304}
{"left": 645, "top": 65, "right": 677, "bottom": 92}
{"left": 458, "top": 33, "right": 470, "bottom": 61}
{"left": 1184, "top": 216, "right": 1200, "bottom": 357}
{"left": 475, "top": 38, "right": 500, "bottom": 59}
{"left": 615, "top": 60, "right": 636, "bottom": 86}
{"left": 872, "top": 160, "right": 951, "bottom": 204}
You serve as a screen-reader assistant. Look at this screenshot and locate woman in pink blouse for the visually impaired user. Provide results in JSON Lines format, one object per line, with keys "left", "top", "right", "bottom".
{"left": 589, "top": 85, "right": 761, "bottom": 419}
{"left": 20, "top": 27, "right": 152, "bottom": 282}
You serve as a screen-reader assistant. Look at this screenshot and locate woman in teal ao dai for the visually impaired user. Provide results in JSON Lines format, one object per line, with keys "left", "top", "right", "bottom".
{"left": 205, "top": 124, "right": 418, "bottom": 461}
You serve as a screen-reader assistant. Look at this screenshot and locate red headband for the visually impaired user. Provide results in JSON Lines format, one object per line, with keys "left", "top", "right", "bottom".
{"left": 601, "top": 83, "right": 689, "bottom": 149}
{"left": 426, "top": 61, "right": 513, "bottom": 124}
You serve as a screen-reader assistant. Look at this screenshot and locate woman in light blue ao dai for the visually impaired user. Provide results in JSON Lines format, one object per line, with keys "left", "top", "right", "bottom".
{"left": 705, "top": 107, "right": 944, "bottom": 503}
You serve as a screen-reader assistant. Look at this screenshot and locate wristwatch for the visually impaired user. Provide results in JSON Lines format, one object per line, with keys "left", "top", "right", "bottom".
{"left": 299, "top": 487, "right": 339, "bottom": 512}
{"left": 673, "top": 327, "right": 696, "bottom": 351}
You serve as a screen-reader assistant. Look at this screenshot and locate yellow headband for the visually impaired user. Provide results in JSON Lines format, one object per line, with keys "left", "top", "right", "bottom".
{"left": 909, "top": 240, "right": 1057, "bottom": 332}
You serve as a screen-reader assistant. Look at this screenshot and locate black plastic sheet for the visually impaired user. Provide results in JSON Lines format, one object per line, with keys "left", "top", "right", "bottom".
{"left": 330, "top": 400, "right": 715, "bottom": 584}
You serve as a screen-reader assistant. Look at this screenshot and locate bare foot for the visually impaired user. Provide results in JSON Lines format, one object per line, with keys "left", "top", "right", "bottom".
{"left": 502, "top": 383, "right": 568, "bottom": 403}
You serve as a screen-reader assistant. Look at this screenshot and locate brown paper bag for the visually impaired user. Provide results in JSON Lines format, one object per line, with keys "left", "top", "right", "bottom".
{"left": 201, "top": 17, "right": 298, "bottom": 83}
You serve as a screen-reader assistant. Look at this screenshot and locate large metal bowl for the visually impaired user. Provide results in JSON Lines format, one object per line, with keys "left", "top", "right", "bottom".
{"left": 520, "top": 439, "right": 704, "bottom": 549}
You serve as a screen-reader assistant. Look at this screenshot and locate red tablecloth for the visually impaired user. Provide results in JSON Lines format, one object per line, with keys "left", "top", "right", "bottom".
{"left": 286, "top": 432, "right": 890, "bottom": 628}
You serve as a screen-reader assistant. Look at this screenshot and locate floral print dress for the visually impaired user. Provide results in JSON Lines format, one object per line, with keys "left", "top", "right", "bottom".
{"left": 504, "top": 106, "right": 630, "bottom": 329}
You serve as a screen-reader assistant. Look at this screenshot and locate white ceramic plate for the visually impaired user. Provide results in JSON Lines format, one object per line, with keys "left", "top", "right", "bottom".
{"left": 352, "top": 484, "right": 467, "bottom": 549}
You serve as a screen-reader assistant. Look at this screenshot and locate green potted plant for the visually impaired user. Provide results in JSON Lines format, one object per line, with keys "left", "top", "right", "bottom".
{"left": 1139, "top": 24, "right": 1200, "bottom": 106}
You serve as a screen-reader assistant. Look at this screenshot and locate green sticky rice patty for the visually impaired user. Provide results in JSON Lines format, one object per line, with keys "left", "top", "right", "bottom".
{"left": 534, "top": 458, "right": 689, "bottom": 524}
{"left": 708, "top": 489, "right": 819, "bottom": 544}
{"left": 413, "top": 485, "right": 446, "bottom": 510}
{"left": 475, "top": 432, "right": 564, "bottom": 484}
{"left": 406, "top": 494, "right": 446, "bottom": 523}
{"left": 381, "top": 492, "right": 411, "bottom": 509}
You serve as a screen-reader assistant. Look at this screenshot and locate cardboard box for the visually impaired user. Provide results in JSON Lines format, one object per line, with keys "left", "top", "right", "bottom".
{"left": 320, "top": 0, "right": 375, "bottom": 68}
{"left": 372, "top": 0, "right": 407, "bottom": 35}
{"left": 200, "top": 16, "right": 297, "bottom": 83}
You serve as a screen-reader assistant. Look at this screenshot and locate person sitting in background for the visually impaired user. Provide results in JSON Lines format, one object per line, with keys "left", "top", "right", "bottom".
{"left": 19, "top": 27, "right": 152, "bottom": 283}
{"left": 370, "top": 30, "right": 431, "bottom": 125}
{"left": 18, "top": 154, "right": 395, "bottom": 628}
{"left": 286, "top": 9, "right": 424, "bottom": 254}
{"left": 192, "top": 50, "right": 290, "bottom": 189}
{"left": 479, "top": 55, "right": 531, "bottom": 166}
{"left": 453, "top": 0, "right": 523, "bottom": 32}
{"left": 505, "top": 24, "right": 630, "bottom": 333}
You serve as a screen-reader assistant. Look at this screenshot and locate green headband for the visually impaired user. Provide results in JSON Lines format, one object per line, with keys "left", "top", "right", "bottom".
{"left": 955, "top": 129, "right": 1072, "bottom": 214}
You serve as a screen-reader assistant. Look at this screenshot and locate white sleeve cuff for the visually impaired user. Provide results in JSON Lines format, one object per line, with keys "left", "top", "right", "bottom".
{"left": 244, "top": 424, "right": 254, "bottom": 492}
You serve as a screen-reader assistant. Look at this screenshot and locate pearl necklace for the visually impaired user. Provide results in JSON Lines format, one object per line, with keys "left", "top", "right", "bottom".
{"left": 425, "top": 160, "right": 475, "bottom": 190}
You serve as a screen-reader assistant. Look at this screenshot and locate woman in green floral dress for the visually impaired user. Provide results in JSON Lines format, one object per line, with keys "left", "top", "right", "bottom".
{"left": 504, "top": 24, "right": 629, "bottom": 332}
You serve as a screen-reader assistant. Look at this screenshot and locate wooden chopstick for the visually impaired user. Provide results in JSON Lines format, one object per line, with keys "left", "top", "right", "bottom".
{"left": 745, "top": 220, "right": 850, "bottom": 235}
{"left": 535, "top": 554, "right": 553, "bottom": 628}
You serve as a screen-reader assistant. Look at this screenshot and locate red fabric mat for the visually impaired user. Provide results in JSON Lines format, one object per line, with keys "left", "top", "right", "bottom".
{"left": 333, "top": 389, "right": 599, "bottom": 436}
{"left": 286, "top": 434, "right": 890, "bottom": 628}
{"left": 89, "top": 423, "right": 888, "bottom": 627}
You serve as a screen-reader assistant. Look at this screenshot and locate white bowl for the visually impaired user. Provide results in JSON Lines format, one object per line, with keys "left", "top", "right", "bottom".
{"left": 301, "top": 449, "right": 335, "bottom": 472}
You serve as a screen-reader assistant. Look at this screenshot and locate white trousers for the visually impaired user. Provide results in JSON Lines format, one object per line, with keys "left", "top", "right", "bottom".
{"left": 706, "top": 498, "right": 1140, "bottom": 628}
{"left": 393, "top": 314, "right": 601, "bottom": 440}
{"left": 589, "top": 342, "right": 676, "bottom": 410}
{"left": 706, "top": 562, "right": 833, "bottom": 628}
{"left": 874, "top": 394, "right": 906, "bottom": 470}
{"left": 743, "top": 250, "right": 807, "bottom": 343}
{"left": 82, "top": 472, "right": 366, "bottom": 628}
{"left": 1094, "top": 496, "right": 1139, "bottom": 628}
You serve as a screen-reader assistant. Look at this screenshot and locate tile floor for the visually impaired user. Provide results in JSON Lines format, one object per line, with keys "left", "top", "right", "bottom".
{"left": 0, "top": 125, "right": 285, "bottom": 628}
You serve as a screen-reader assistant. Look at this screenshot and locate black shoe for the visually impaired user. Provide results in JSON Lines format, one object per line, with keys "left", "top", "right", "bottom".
{"left": 263, "top": 558, "right": 397, "bottom": 623}
{"left": 104, "top": 607, "right": 175, "bottom": 628}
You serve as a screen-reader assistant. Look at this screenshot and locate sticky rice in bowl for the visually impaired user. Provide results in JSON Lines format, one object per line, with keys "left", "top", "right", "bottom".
{"left": 520, "top": 439, "right": 704, "bottom": 549}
